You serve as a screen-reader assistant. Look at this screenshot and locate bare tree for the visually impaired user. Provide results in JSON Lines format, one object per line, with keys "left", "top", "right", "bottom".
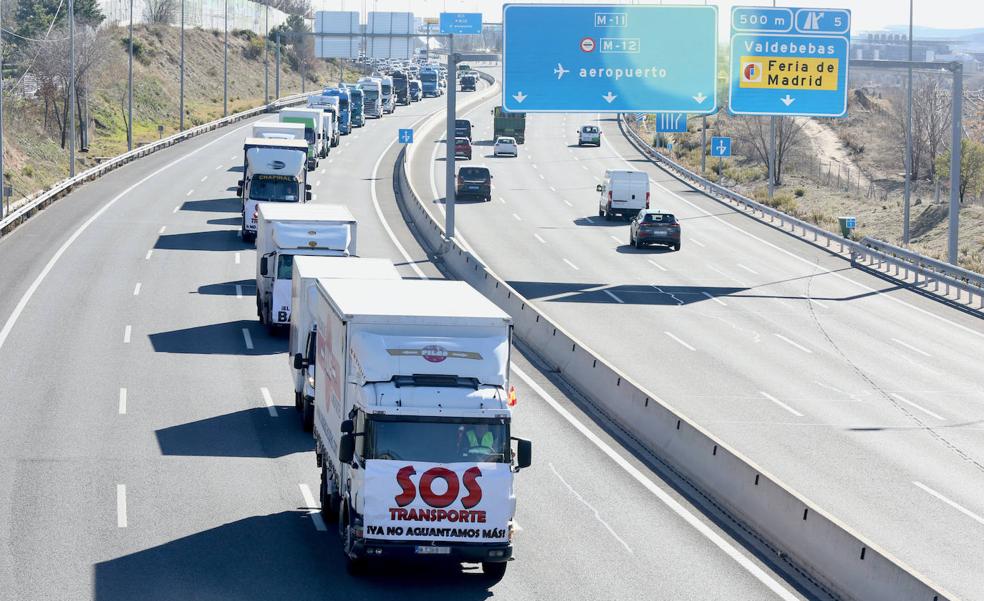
{"left": 144, "top": 0, "right": 176, "bottom": 24}
{"left": 733, "top": 116, "right": 806, "bottom": 187}
{"left": 891, "top": 74, "right": 951, "bottom": 182}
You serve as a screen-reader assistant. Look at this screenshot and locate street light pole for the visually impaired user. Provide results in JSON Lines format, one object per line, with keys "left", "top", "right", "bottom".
{"left": 223, "top": 0, "right": 228, "bottom": 117}
{"left": 127, "top": 0, "right": 134, "bottom": 150}
{"left": 1, "top": 0, "right": 5, "bottom": 216}
{"left": 445, "top": 34, "right": 456, "bottom": 238}
{"left": 947, "top": 62, "right": 963, "bottom": 265}
{"left": 180, "top": 0, "right": 185, "bottom": 130}
{"left": 275, "top": 32, "right": 281, "bottom": 99}
{"left": 68, "top": 0, "right": 76, "bottom": 177}
{"left": 903, "top": 0, "right": 913, "bottom": 244}
{"left": 264, "top": 5, "right": 269, "bottom": 104}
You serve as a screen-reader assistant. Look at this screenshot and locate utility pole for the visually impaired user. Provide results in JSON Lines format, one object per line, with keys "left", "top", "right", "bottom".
{"left": 903, "top": 0, "right": 914, "bottom": 244}
{"left": 223, "top": 0, "right": 228, "bottom": 117}
{"left": 264, "top": 5, "right": 269, "bottom": 104}
{"left": 1, "top": 0, "right": 5, "bottom": 216}
{"left": 68, "top": 0, "right": 76, "bottom": 177}
{"left": 767, "top": 0, "right": 776, "bottom": 201}
{"left": 300, "top": 34, "right": 305, "bottom": 94}
{"left": 445, "top": 34, "right": 456, "bottom": 238}
{"left": 947, "top": 62, "right": 962, "bottom": 265}
{"left": 127, "top": 0, "right": 134, "bottom": 150}
{"left": 180, "top": 0, "right": 185, "bottom": 130}
{"left": 275, "top": 32, "right": 281, "bottom": 99}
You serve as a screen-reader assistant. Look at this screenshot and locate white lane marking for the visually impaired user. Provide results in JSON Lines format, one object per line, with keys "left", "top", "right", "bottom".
{"left": 235, "top": 252, "right": 241, "bottom": 264}
{"left": 665, "top": 331, "right": 696, "bottom": 351}
{"left": 609, "top": 235, "right": 621, "bottom": 244}
{"left": 549, "top": 462, "right": 632, "bottom": 554}
{"left": 891, "top": 393, "right": 945, "bottom": 421}
{"left": 200, "top": 175, "right": 208, "bottom": 182}
{"left": 573, "top": 156, "right": 580, "bottom": 161}
{"left": 891, "top": 338, "right": 932, "bottom": 357}
{"left": 316, "top": 180, "right": 322, "bottom": 187}
{"left": 737, "top": 263, "right": 759, "bottom": 275}
{"left": 607, "top": 138, "right": 984, "bottom": 341}
{"left": 702, "top": 291, "right": 726, "bottom": 306}
{"left": 119, "top": 388, "right": 127, "bottom": 415}
{"left": 328, "top": 158, "right": 334, "bottom": 164}
{"left": 117, "top": 484, "right": 128, "bottom": 528}
{"left": 512, "top": 213, "right": 522, "bottom": 222}
{"left": 690, "top": 238, "right": 706, "bottom": 248}
{"left": 510, "top": 364, "right": 800, "bottom": 599}
{"left": 534, "top": 233, "right": 547, "bottom": 245}
{"left": 215, "top": 164, "right": 223, "bottom": 170}
{"left": 563, "top": 258, "right": 579, "bottom": 271}
{"left": 319, "top": 168, "right": 326, "bottom": 175}
{"left": 242, "top": 328, "right": 254, "bottom": 350}
{"left": 802, "top": 296, "right": 828, "bottom": 309}
{"left": 592, "top": 175, "right": 600, "bottom": 181}
{"left": 531, "top": 163, "right": 538, "bottom": 170}
{"left": 913, "top": 481, "right": 984, "bottom": 526}
{"left": 158, "top": 226, "right": 166, "bottom": 234}
{"left": 582, "top": 165, "right": 589, "bottom": 170}
{"left": 604, "top": 289, "right": 625, "bottom": 304}
{"left": 0, "top": 121, "right": 254, "bottom": 354}
{"left": 172, "top": 205, "right": 180, "bottom": 213}
{"left": 230, "top": 154, "right": 236, "bottom": 161}
{"left": 774, "top": 333, "right": 812, "bottom": 354}
{"left": 133, "top": 283, "right": 142, "bottom": 296}
{"left": 549, "top": 186, "right": 557, "bottom": 192}
{"left": 260, "top": 387, "right": 278, "bottom": 417}
{"left": 299, "top": 483, "right": 328, "bottom": 531}
{"left": 539, "top": 174, "right": 545, "bottom": 180}
{"left": 186, "top": 189, "right": 194, "bottom": 196}
{"left": 563, "top": 199, "right": 573, "bottom": 207}
{"left": 648, "top": 259, "right": 668, "bottom": 272}
{"left": 499, "top": 197, "right": 507, "bottom": 204}
{"left": 123, "top": 325, "right": 132, "bottom": 344}
{"left": 235, "top": 284, "right": 243, "bottom": 299}
{"left": 144, "top": 250, "right": 153, "bottom": 260}
{"left": 760, "top": 391, "right": 804, "bottom": 417}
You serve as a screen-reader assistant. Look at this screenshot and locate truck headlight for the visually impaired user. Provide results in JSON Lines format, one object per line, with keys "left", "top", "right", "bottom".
{"left": 307, "top": 376, "right": 315, "bottom": 388}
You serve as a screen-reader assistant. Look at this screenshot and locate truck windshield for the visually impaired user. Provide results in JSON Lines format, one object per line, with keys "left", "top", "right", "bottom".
{"left": 421, "top": 72, "right": 436, "bottom": 82}
{"left": 339, "top": 98, "right": 349, "bottom": 110}
{"left": 382, "top": 84, "right": 392, "bottom": 94}
{"left": 364, "top": 90, "right": 378, "bottom": 101}
{"left": 277, "top": 254, "right": 294, "bottom": 279}
{"left": 366, "top": 417, "right": 509, "bottom": 464}
{"left": 249, "top": 176, "right": 299, "bottom": 202}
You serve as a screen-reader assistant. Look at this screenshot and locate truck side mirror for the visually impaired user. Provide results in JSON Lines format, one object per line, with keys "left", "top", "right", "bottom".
{"left": 259, "top": 256, "right": 268, "bottom": 276}
{"left": 338, "top": 434, "right": 355, "bottom": 464}
{"left": 513, "top": 438, "right": 532, "bottom": 470}
{"left": 237, "top": 186, "right": 243, "bottom": 197}
{"left": 293, "top": 352, "right": 307, "bottom": 370}
{"left": 340, "top": 419, "right": 354, "bottom": 434}
{"left": 305, "top": 183, "right": 313, "bottom": 191}
{"left": 306, "top": 191, "right": 313, "bottom": 201}
{"left": 238, "top": 179, "right": 244, "bottom": 186}
{"left": 596, "top": 184, "right": 603, "bottom": 192}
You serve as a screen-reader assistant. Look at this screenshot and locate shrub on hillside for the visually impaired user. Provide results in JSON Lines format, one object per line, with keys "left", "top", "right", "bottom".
{"left": 244, "top": 36, "right": 265, "bottom": 60}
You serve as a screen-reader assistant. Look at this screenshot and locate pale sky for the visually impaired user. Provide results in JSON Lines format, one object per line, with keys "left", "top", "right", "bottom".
{"left": 321, "top": 1, "right": 979, "bottom": 34}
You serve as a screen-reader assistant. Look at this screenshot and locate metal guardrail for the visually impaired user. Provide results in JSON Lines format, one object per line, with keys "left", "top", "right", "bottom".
{"left": 618, "top": 115, "right": 984, "bottom": 310}
{"left": 0, "top": 92, "right": 310, "bottom": 238}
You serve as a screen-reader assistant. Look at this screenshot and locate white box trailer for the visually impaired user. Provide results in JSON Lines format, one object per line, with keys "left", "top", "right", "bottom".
{"left": 311, "top": 279, "right": 532, "bottom": 579}
{"left": 255, "top": 204, "right": 357, "bottom": 331}
{"left": 306, "top": 95, "right": 341, "bottom": 148}
{"left": 289, "top": 256, "right": 401, "bottom": 429}
{"left": 238, "top": 138, "right": 310, "bottom": 243}
{"left": 251, "top": 121, "right": 305, "bottom": 141}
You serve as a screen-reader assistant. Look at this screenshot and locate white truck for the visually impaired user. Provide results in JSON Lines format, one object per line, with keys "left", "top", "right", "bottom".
{"left": 251, "top": 121, "right": 305, "bottom": 142}
{"left": 306, "top": 95, "right": 341, "bottom": 148}
{"left": 289, "top": 256, "right": 402, "bottom": 430}
{"left": 311, "top": 279, "right": 532, "bottom": 579}
{"left": 381, "top": 75, "right": 395, "bottom": 114}
{"left": 597, "top": 169, "right": 650, "bottom": 221}
{"left": 279, "top": 108, "right": 329, "bottom": 169}
{"left": 238, "top": 138, "right": 311, "bottom": 243}
{"left": 357, "top": 77, "right": 383, "bottom": 119}
{"left": 255, "top": 204, "right": 357, "bottom": 332}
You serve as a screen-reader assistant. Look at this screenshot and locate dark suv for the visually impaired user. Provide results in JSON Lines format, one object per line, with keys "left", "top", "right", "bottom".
{"left": 454, "top": 119, "right": 472, "bottom": 141}
{"left": 629, "top": 210, "right": 681, "bottom": 250}
{"left": 460, "top": 74, "right": 477, "bottom": 91}
{"left": 456, "top": 166, "right": 492, "bottom": 202}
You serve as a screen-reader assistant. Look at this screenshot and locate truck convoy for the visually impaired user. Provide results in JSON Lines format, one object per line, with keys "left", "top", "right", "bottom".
{"left": 310, "top": 279, "right": 531, "bottom": 578}
{"left": 357, "top": 77, "right": 383, "bottom": 119}
{"left": 289, "top": 256, "right": 401, "bottom": 429}
{"left": 391, "top": 70, "right": 410, "bottom": 105}
{"left": 346, "top": 86, "right": 365, "bottom": 127}
{"left": 306, "top": 96, "right": 340, "bottom": 148}
{"left": 492, "top": 106, "right": 526, "bottom": 144}
{"left": 254, "top": 204, "right": 357, "bottom": 331}
{"left": 323, "top": 88, "right": 352, "bottom": 135}
{"left": 381, "top": 76, "right": 395, "bottom": 114}
{"left": 238, "top": 138, "right": 311, "bottom": 243}
{"left": 279, "top": 108, "right": 328, "bottom": 169}
{"left": 252, "top": 121, "right": 305, "bottom": 142}
{"left": 420, "top": 68, "right": 440, "bottom": 98}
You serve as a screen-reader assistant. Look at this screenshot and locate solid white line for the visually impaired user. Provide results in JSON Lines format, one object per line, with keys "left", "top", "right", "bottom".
{"left": 690, "top": 238, "right": 706, "bottom": 248}
{"left": 200, "top": 175, "right": 208, "bottom": 182}
{"left": 512, "top": 213, "right": 522, "bottom": 222}
{"left": 260, "top": 387, "right": 278, "bottom": 417}
{"left": 133, "top": 283, "right": 141, "bottom": 296}
{"left": 235, "top": 252, "right": 241, "bottom": 264}
{"left": 123, "top": 325, "right": 132, "bottom": 344}
{"left": 235, "top": 284, "right": 243, "bottom": 299}
{"left": 533, "top": 233, "right": 547, "bottom": 244}
{"left": 186, "top": 189, "right": 193, "bottom": 196}
{"left": 299, "top": 483, "right": 328, "bottom": 531}
{"left": 609, "top": 235, "right": 621, "bottom": 244}
{"left": 891, "top": 393, "right": 945, "bottom": 421}
{"left": 913, "top": 481, "right": 984, "bottom": 526}
{"left": 803, "top": 296, "right": 828, "bottom": 309}
{"left": 117, "top": 484, "right": 127, "bottom": 528}
{"left": 158, "top": 226, "right": 166, "bottom": 234}
{"left": 702, "top": 291, "right": 726, "bottom": 306}
{"left": 774, "top": 333, "right": 812, "bottom": 354}
{"left": 737, "top": 263, "right": 759, "bottom": 274}
{"left": 665, "top": 331, "right": 696, "bottom": 351}
{"left": 0, "top": 121, "right": 255, "bottom": 354}
{"left": 891, "top": 338, "right": 932, "bottom": 357}
{"left": 563, "top": 258, "right": 579, "bottom": 271}
{"left": 648, "top": 259, "right": 668, "bottom": 272}
{"left": 509, "top": 364, "right": 799, "bottom": 599}
{"left": 242, "top": 328, "right": 254, "bottom": 350}
{"left": 172, "top": 205, "right": 180, "bottom": 213}
{"left": 144, "top": 250, "right": 153, "bottom": 260}
{"left": 604, "top": 289, "right": 625, "bottom": 304}
{"left": 563, "top": 199, "right": 573, "bottom": 207}
{"left": 549, "top": 462, "right": 632, "bottom": 553}
{"left": 119, "top": 388, "right": 127, "bottom": 415}
{"left": 759, "top": 391, "right": 804, "bottom": 417}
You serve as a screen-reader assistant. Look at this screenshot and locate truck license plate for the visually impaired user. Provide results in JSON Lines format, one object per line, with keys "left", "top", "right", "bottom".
{"left": 415, "top": 546, "right": 451, "bottom": 555}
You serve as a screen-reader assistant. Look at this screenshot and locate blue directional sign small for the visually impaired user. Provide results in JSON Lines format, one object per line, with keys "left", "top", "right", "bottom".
{"left": 440, "top": 12, "right": 483, "bottom": 35}
{"left": 655, "top": 113, "right": 688, "bottom": 133}
{"left": 710, "top": 137, "right": 732, "bottom": 157}
{"left": 729, "top": 6, "right": 851, "bottom": 117}
{"left": 503, "top": 4, "right": 718, "bottom": 113}
{"left": 398, "top": 128, "right": 413, "bottom": 144}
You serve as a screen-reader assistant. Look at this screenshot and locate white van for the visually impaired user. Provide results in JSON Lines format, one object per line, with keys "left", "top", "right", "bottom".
{"left": 597, "top": 169, "right": 649, "bottom": 221}
{"left": 578, "top": 124, "right": 601, "bottom": 146}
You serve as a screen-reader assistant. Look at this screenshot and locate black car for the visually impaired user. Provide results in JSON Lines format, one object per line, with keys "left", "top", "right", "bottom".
{"left": 456, "top": 166, "right": 492, "bottom": 202}
{"left": 454, "top": 119, "right": 473, "bottom": 141}
{"left": 460, "top": 74, "right": 477, "bottom": 91}
{"left": 629, "top": 210, "right": 681, "bottom": 250}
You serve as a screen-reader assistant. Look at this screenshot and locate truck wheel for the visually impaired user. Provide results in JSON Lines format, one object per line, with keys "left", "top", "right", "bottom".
{"left": 341, "top": 509, "right": 367, "bottom": 575}
{"left": 302, "top": 397, "right": 314, "bottom": 432}
{"left": 604, "top": 209, "right": 613, "bottom": 222}
{"left": 598, "top": 208, "right": 605, "bottom": 218}
{"left": 482, "top": 561, "right": 507, "bottom": 582}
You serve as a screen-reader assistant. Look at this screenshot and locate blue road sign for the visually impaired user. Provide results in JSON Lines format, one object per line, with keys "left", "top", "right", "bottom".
{"left": 398, "top": 128, "right": 413, "bottom": 144}
{"left": 502, "top": 4, "right": 718, "bottom": 113}
{"left": 729, "top": 6, "right": 851, "bottom": 117}
{"left": 440, "top": 12, "right": 482, "bottom": 35}
{"left": 655, "top": 113, "right": 688, "bottom": 133}
{"left": 710, "top": 136, "right": 732, "bottom": 157}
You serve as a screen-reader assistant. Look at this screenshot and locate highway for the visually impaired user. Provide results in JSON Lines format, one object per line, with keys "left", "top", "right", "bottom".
{"left": 0, "top": 77, "right": 808, "bottom": 599}
{"left": 410, "top": 68, "right": 984, "bottom": 599}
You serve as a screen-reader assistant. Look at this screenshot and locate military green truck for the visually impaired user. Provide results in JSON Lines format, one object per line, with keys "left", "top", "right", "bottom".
{"left": 492, "top": 106, "right": 526, "bottom": 144}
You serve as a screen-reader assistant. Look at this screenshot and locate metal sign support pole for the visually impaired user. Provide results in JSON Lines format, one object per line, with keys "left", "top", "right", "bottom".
{"left": 902, "top": 0, "right": 913, "bottom": 244}
{"left": 127, "top": 0, "right": 134, "bottom": 150}
{"left": 68, "top": 0, "right": 76, "bottom": 177}
{"left": 768, "top": 116, "right": 775, "bottom": 200}
{"left": 701, "top": 116, "right": 706, "bottom": 175}
{"left": 275, "top": 33, "right": 281, "bottom": 99}
{"left": 445, "top": 34, "right": 456, "bottom": 239}
{"left": 947, "top": 62, "right": 962, "bottom": 265}
{"left": 180, "top": 0, "right": 185, "bottom": 129}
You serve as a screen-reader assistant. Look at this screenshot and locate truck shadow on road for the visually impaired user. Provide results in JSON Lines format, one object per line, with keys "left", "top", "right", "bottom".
{"left": 195, "top": 279, "right": 256, "bottom": 296}
{"left": 155, "top": 407, "right": 311, "bottom": 458}
{"left": 179, "top": 198, "right": 241, "bottom": 213}
{"left": 509, "top": 281, "right": 745, "bottom": 306}
{"left": 94, "top": 512, "right": 496, "bottom": 601}
{"left": 148, "top": 321, "right": 283, "bottom": 355}
{"left": 154, "top": 230, "right": 249, "bottom": 252}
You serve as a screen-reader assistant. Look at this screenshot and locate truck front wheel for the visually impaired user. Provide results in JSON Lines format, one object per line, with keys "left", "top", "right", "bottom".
{"left": 482, "top": 561, "right": 507, "bottom": 582}
{"left": 340, "top": 508, "right": 367, "bottom": 575}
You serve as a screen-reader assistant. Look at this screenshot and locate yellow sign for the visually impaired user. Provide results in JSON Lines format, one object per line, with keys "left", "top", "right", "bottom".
{"left": 738, "top": 56, "right": 839, "bottom": 91}
{"left": 424, "top": 17, "right": 439, "bottom": 25}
